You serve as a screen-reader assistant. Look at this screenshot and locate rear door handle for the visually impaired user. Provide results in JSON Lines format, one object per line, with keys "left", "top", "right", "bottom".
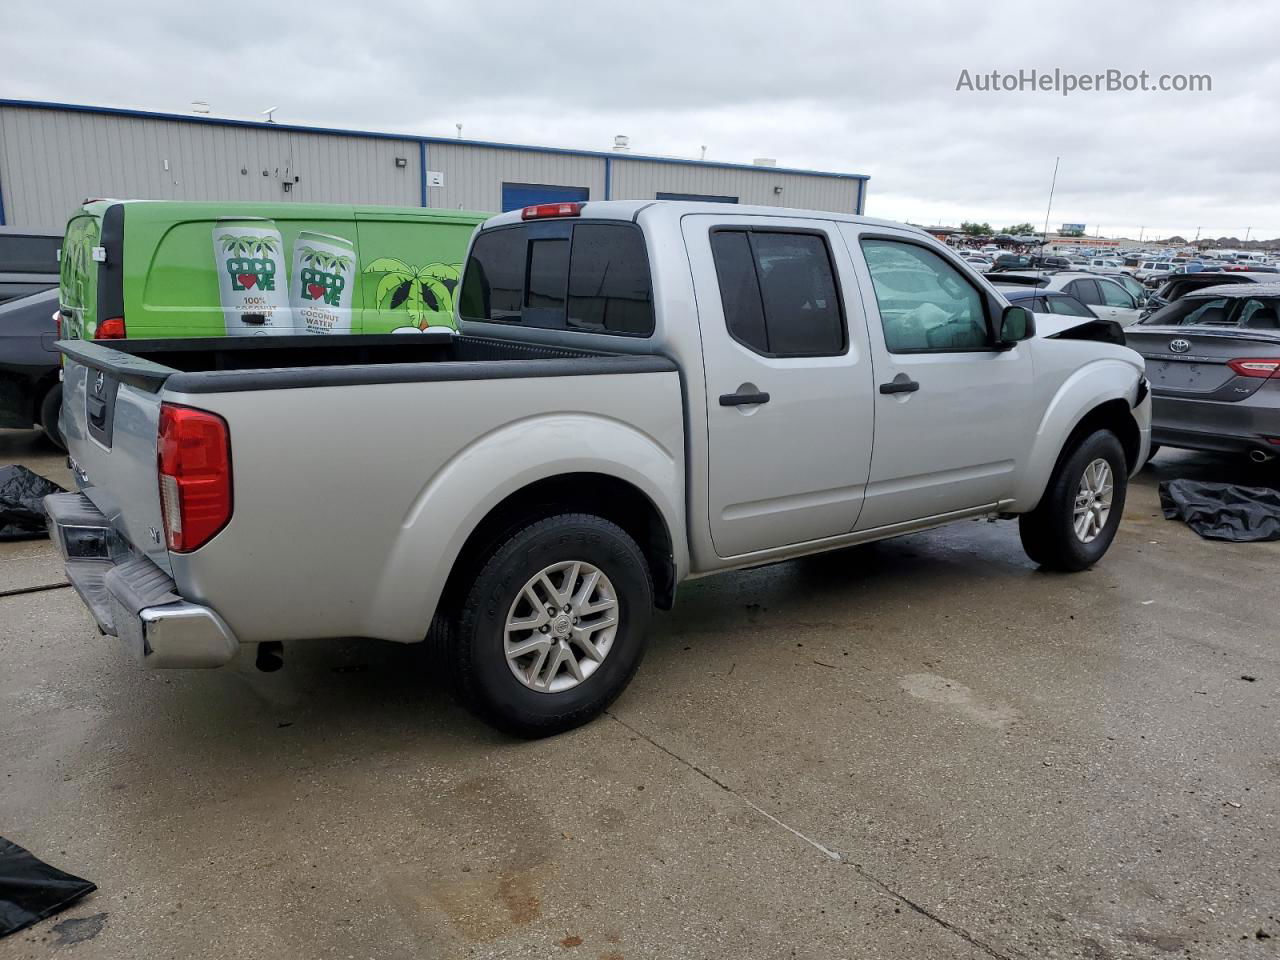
{"left": 879, "top": 378, "right": 920, "bottom": 395}
{"left": 719, "top": 390, "right": 771, "bottom": 406}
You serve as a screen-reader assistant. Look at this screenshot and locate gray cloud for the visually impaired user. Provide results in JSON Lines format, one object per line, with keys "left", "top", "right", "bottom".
{"left": 5, "top": 0, "right": 1277, "bottom": 238}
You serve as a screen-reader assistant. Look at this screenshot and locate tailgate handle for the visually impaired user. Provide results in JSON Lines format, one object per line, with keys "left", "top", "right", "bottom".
{"left": 87, "top": 396, "right": 107, "bottom": 428}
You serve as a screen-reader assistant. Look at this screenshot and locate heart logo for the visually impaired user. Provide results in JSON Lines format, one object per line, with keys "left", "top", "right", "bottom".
{"left": 237, "top": 273, "right": 258, "bottom": 289}
{"left": 308, "top": 283, "right": 326, "bottom": 300}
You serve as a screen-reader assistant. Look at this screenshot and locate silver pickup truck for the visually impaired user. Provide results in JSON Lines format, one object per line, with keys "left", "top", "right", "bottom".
{"left": 47, "top": 201, "right": 1151, "bottom": 736}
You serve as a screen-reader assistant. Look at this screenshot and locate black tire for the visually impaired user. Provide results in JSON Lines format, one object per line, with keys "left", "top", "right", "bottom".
{"left": 39, "top": 383, "right": 66, "bottom": 451}
{"left": 1019, "top": 429, "right": 1127, "bottom": 572}
{"left": 450, "top": 513, "right": 654, "bottom": 737}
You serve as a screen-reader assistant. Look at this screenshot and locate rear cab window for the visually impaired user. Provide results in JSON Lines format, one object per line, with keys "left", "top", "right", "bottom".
{"left": 709, "top": 229, "right": 845, "bottom": 357}
{"left": 459, "top": 221, "right": 654, "bottom": 336}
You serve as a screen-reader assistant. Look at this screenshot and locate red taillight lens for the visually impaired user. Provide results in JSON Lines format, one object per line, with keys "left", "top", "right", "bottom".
{"left": 95, "top": 316, "right": 126, "bottom": 339}
{"left": 1227, "top": 358, "right": 1280, "bottom": 379}
{"left": 521, "top": 202, "right": 582, "bottom": 220}
{"left": 54, "top": 311, "right": 62, "bottom": 338}
{"left": 157, "top": 403, "right": 232, "bottom": 552}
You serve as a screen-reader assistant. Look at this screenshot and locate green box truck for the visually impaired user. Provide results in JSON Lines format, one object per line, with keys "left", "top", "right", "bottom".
{"left": 58, "top": 200, "right": 488, "bottom": 341}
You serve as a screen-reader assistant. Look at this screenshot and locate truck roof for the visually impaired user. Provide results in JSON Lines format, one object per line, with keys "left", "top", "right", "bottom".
{"left": 479, "top": 200, "right": 924, "bottom": 235}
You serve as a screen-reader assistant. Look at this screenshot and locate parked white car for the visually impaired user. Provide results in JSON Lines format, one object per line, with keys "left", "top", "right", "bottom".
{"left": 45, "top": 200, "right": 1151, "bottom": 736}
{"left": 1084, "top": 257, "right": 1124, "bottom": 273}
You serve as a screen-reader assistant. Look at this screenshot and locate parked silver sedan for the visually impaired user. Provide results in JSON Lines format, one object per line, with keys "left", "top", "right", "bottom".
{"left": 1125, "top": 283, "right": 1280, "bottom": 462}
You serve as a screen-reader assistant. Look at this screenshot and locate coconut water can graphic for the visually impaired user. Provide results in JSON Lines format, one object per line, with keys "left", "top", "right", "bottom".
{"left": 212, "top": 220, "right": 293, "bottom": 335}
{"left": 291, "top": 231, "right": 357, "bottom": 334}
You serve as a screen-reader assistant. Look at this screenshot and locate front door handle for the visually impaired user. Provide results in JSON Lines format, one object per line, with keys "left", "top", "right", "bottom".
{"left": 719, "top": 389, "right": 771, "bottom": 406}
{"left": 879, "top": 378, "right": 920, "bottom": 395}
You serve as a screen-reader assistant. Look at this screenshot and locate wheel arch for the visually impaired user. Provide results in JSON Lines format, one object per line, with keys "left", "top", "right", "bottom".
{"left": 364, "top": 414, "right": 687, "bottom": 644}
{"left": 1013, "top": 360, "right": 1142, "bottom": 511}
{"left": 440, "top": 472, "right": 679, "bottom": 621}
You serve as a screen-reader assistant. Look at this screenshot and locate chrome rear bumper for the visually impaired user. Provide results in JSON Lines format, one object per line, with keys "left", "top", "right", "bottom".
{"left": 44, "top": 492, "right": 239, "bottom": 668}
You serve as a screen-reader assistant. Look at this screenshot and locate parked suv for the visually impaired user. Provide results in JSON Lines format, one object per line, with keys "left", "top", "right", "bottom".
{"left": 46, "top": 201, "right": 1150, "bottom": 736}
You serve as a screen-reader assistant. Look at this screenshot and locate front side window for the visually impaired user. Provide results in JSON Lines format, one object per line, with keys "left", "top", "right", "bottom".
{"left": 861, "top": 238, "right": 989, "bottom": 352}
{"left": 710, "top": 229, "right": 845, "bottom": 357}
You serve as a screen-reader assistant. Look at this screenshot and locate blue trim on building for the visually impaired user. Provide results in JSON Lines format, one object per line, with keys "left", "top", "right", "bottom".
{"left": 419, "top": 141, "right": 428, "bottom": 207}
{"left": 0, "top": 98, "right": 870, "bottom": 183}
{"left": 603, "top": 156, "right": 611, "bottom": 201}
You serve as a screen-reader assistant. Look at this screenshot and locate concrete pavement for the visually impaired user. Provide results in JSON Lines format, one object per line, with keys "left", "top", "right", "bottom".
{"left": 1, "top": 426, "right": 1277, "bottom": 959}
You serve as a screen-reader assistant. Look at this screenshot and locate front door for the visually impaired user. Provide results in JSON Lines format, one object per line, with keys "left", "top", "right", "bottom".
{"left": 683, "top": 215, "right": 876, "bottom": 559}
{"left": 841, "top": 226, "right": 1035, "bottom": 531}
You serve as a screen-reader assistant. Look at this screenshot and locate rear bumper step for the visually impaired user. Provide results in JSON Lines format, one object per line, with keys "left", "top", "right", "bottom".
{"left": 44, "top": 492, "right": 239, "bottom": 668}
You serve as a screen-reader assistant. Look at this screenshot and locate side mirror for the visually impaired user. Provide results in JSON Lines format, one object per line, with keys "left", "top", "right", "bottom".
{"left": 997, "top": 304, "right": 1034, "bottom": 346}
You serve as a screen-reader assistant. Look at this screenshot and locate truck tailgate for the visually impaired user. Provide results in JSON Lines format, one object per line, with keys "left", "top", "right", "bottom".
{"left": 60, "top": 343, "right": 173, "bottom": 575}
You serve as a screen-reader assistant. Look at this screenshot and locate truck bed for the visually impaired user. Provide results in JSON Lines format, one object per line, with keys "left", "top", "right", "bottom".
{"left": 57, "top": 332, "right": 672, "bottom": 394}
{"left": 54, "top": 330, "right": 684, "bottom": 649}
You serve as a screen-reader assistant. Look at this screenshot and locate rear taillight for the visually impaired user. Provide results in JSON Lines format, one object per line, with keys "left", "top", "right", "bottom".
{"left": 521, "top": 202, "right": 582, "bottom": 220}
{"left": 95, "top": 316, "right": 126, "bottom": 339}
{"left": 157, "top": 403, "right": 232, "bottom": 552}
{"left": 1227, "top": 358, "right": 1280, "bottom": 379}
{"left": 53, "top": 311, "right": 62, "bottom": 338}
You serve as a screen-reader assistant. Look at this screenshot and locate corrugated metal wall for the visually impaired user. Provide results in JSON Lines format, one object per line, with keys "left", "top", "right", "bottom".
{"left": 425, "top": 142, "right": 605, "bottom": 213}
{"left": 0, "top": 105, "right": 421, "bottom": 230}
{"left": 609, "top": 157, "right": 862, "bottom": 213}
{"left": 0, "top": 103, "right": 866, "bottom": 230}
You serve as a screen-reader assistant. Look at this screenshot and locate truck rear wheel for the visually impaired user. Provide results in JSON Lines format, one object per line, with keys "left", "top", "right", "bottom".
{"left": 450, "top": 513, "right": 654, "bottom": 737}
{"left": 1019, "top": 429, "right": 1127, "bottom": 572}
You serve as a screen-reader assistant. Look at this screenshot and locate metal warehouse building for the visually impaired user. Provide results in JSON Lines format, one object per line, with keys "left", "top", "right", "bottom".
{"left": 0, "top": 100, "right": 868, "bottom": 231}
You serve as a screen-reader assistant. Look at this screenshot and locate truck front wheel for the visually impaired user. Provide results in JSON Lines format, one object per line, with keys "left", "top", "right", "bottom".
{"left": 1019, "top": 429, "right": 1128, "bottom": 572}
{"left": 450, "top": 513, "right": 654, "bottom": 737}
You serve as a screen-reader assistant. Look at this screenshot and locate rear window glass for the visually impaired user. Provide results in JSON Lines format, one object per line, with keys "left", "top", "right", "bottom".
{"left": 526, "top": 238, "right": 569, "bottom": 310}
{"left": 459, "top": 228, "right": 524, "bottom": 321}
{"left": 460, "top": 223, "right": 653, "bottom": 336}
{"left": 1141, "top": 296, "right": 1232, "bottom": 326}
{"left": 567, "top": 224, "right": 654, "bottom": 334}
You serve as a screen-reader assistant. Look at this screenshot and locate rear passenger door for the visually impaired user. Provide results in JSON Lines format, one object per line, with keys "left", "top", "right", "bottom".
{"left": 682, "top": 216, "right": 875, "bottom": 559}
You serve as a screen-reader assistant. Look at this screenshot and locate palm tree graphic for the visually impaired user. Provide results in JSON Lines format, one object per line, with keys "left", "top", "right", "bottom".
{"left": 363, "top": 258, "right": 461, "bottom": 329}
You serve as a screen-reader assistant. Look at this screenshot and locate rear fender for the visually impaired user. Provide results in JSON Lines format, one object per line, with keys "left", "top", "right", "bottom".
{"left": 365, "top": 413, "right": 686, "bottom": 642}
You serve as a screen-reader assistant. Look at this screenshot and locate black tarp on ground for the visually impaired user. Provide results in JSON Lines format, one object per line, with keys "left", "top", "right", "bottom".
{"left": 0, "top": 466, "right": 65, "bottom": 541}
{"left": 1159, "top": 479, "right": 1280, "bottom": 542}
{"left": 0, "top": 837, "right": 96, "bottom": 938}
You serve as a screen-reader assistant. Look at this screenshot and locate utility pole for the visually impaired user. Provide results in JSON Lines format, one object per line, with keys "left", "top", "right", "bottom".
{"left": 1139, "top": 226, "right": 1144, "bottom": 242}
{"left": 1245, "top": 226, "right": 1252, "bottom": 242}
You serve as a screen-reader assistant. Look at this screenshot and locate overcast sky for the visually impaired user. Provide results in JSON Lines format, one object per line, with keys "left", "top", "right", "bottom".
{"left": 6, "top": 0, "right": 1278, "bottom": 240}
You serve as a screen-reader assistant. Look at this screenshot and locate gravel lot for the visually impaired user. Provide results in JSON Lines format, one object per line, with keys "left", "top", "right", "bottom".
{"left": 1, "top": 427, "right": 1277, "bottom": 960}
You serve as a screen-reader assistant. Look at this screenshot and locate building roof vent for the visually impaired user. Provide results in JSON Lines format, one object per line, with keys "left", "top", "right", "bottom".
{"left": 613, "top": 135, "right": 630, "bottom": 152}
{"left": 752, "top": 158, "right": 777, "bottom": 167}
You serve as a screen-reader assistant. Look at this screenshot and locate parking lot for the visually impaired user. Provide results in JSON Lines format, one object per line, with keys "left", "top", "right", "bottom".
{"left": 1, "top": 426, "right": 1277, "bottom": 960}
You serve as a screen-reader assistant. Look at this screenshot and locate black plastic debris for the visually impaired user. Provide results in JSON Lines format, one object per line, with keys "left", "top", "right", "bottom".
{"left": 1159, "top": 479, "right": 1280, "bottom": 542}
{"left": 0, "top": 466, "right": 65, "bottom": 541}
{"left": 0, "top": 837, "right": 96, "bottom": 938}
